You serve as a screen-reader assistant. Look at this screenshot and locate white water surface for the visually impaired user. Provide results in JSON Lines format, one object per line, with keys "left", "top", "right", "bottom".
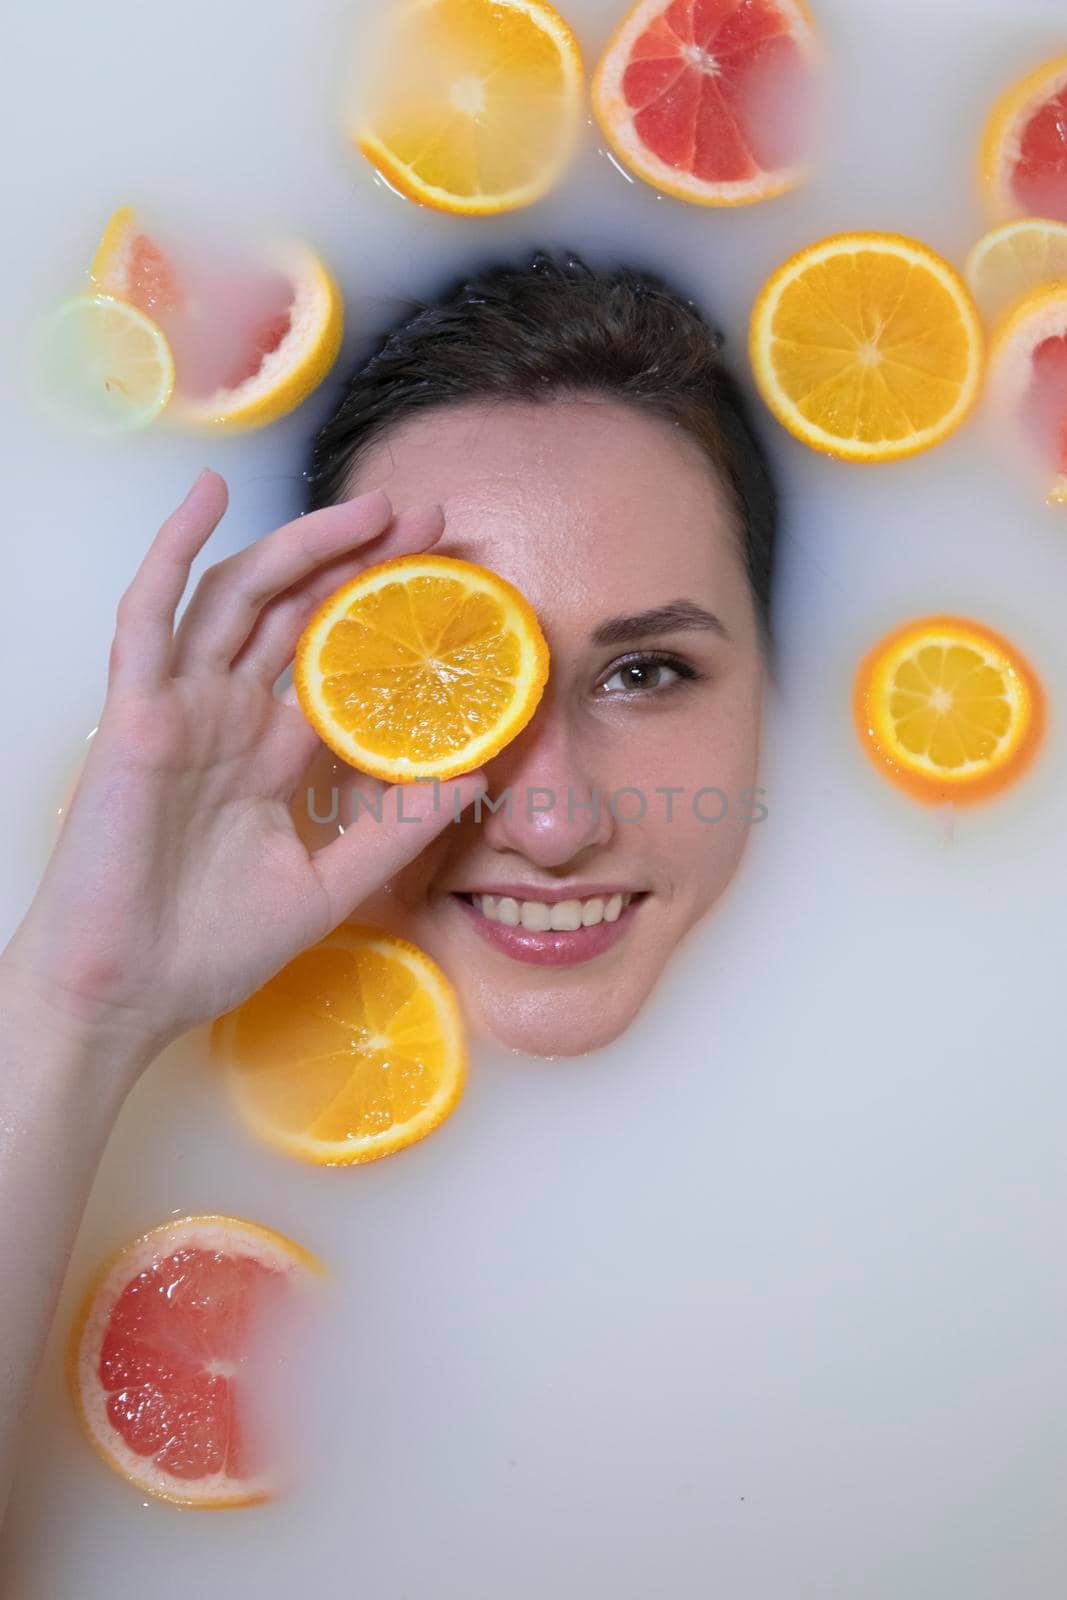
{"left": 2, "top": 0, "right": 1066, "bottom": 1594}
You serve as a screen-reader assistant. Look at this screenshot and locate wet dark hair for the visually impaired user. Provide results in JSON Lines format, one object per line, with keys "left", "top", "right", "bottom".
{"left": 306, "top": 251, "right": 777, "bottom": 652}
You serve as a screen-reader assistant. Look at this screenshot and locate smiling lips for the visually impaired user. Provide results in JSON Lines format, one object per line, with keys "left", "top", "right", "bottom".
{"left": 453, "top": 888, "right": 644, "bottom": 966}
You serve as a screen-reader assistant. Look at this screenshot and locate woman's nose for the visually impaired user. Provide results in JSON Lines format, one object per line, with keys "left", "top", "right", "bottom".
{"left": 478, "top": 701, "right": 613, "bottom": 868}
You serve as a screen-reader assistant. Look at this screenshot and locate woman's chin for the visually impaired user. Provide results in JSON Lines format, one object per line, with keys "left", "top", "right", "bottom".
{"left": 355, "top": 891, "right": 667, "bottom": 1059}
{"left": 461, "top": 977, "right": 649, "bottom": 1059}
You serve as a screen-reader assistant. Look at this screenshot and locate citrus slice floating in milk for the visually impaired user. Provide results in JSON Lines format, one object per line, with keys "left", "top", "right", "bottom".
{"left": 70, "top": 1215, "right": 324, "bottom": 1508}
{"left": 90, "top": 205, "right": 343, "bottom": 431}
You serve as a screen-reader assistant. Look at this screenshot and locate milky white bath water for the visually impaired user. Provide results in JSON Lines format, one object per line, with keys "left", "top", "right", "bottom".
{"left": 2, "top": 0, "right": 1066, "bottom": 1594}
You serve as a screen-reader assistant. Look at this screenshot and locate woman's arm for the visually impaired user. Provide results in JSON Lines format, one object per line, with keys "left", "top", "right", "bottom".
{"left": 0, "top": 470, "right": 485, "bottom": 1517}
{"left": 0, "top": 975, "right": 153, "bottom": 1516}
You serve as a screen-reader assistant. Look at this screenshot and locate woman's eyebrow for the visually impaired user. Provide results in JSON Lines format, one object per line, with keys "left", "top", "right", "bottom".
{"left": 590, "top": 599, "right": 730, "bottom": 646}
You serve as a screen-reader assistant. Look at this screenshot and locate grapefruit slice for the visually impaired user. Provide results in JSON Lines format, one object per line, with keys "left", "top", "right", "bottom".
{"left": 981, "top": 54, "right": 1067, "bottom": 222}
{"left": 988, "top": 279, "right": 1067, "bottom": 500}
{"left": 70, "top": 1215, "right": 324, "bottom": 1508}
{"left": 90, "top": 207, "right": 343, "bottom": 431}
{"left": 592, "top": 0, "right": 820, "bottom": 205}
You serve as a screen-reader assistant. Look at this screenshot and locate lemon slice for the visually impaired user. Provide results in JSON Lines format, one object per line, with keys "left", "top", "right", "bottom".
{"left": 965, "top": 218, "right": 1067, "bottom": 322}
{"left": 38, "top": 293, "right": 174, "bottom": 432}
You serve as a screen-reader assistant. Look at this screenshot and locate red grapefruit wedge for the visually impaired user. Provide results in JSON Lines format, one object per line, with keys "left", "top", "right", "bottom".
{"left": 90, "top": 207, "right": 342, "bottom": 431}
{"left": 69, "top": 1214, "right": 324, "bottom": 1508}
{"left": 592, "top": 0, "right": 820, "bottom": 205}
{"left": 981, "top": 55, "right": 1067, "bottom": 222}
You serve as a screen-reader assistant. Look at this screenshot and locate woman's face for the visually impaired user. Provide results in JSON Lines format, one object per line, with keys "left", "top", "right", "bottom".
{"left": 301, "top": 398, "right": 765, "bottom": 1056}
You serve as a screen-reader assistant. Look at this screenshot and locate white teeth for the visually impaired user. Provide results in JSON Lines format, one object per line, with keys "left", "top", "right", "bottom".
{"left": 474, "top": 892, "right": 633, "bottom": 930}
{"left": 550, "top": 899, "right": 583, "bottom": 931}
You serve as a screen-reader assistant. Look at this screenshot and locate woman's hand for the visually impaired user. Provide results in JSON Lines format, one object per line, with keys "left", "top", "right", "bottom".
{"left": 3, "top": 470, "right": 485, "bottom": 1075}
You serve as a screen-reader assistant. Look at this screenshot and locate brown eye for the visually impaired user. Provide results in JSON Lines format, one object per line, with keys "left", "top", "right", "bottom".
{"left": 599, "top": 654, "right": 693, "bottom": 696}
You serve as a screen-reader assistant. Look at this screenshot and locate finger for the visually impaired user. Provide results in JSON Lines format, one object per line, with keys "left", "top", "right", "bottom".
{"left": 171, "top": 488, "right": 397, "bottom": 676}
{"left": 232, "top": 503, "right": 446, "bottom": 686}
{"left": 309, "top": 772, "right": 488, "bottom": 926}
{"left": 108, "top": 470, "right": 229, "bottom": 693}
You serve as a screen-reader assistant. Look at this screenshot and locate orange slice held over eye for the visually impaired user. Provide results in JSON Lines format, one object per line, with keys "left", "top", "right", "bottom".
{"left": 853, "top": 616, "right": 1044, "bottom": 806}
{"left": 90, "top": 206, "right": 343, "bottom": 431}
{"left": 295, "top": 553, "right": 550, "bottom": 784}
{"left": 69, "top": 1216, "right": 324, "bottom": 1508}
{"left": 749, "top": 232, "right": 984, "bottom": 462}
{"left": 212, "top": 926, "right": 466, "bottom": 1167}
{"left": 592, "top": 0, "right": 820, "bottom": 205}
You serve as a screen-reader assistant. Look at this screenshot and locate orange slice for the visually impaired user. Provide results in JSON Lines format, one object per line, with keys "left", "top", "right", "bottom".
{"left": 749, "top": 232, "right": 984, "bottom": 462}
{"left": 70, "top": 1215, "right": 323, "bottom": 1509}
{"left": 854, "top": 616, "right": 1043, "bottom": 805}
{"left": 90, "top": 206, "right": 342, "bottom": 431}
{"left": 964, "top": 218, "right": 1067, "bottom": 323}
{"left": 295, "top": 553, "right": 550, "bottom": 783}
{"left": 980, "top": 54, "right": 1067, "bottom": 222}
{"left": 592, "top": 0, "right": 819, "bottom": 206}
{"left": 988, "top": 279, "right": 1067, "bottom": 500}
{"left": 212, "top": 926, "right": 466, "bottom": 1167}
{"left": 355, "top": 0, "right": 584, "bottom": 215}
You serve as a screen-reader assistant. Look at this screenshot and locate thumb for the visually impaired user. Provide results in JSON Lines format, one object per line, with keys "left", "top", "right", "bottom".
{"left": 308, "top": 771, "right": 488, "bottom": 924}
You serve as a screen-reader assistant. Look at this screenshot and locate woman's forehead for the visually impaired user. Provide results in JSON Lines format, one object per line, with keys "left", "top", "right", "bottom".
{"left": 352, "top": 398, "right": 745, "bottom": 624}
